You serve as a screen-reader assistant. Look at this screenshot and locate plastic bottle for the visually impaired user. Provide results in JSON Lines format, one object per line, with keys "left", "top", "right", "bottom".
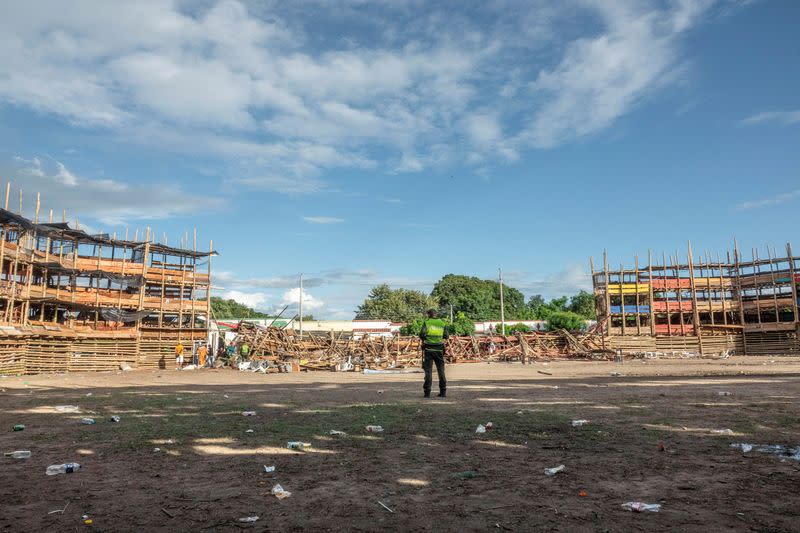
{"left": 287, "top": 441, "right": 311, "bottom": 450}
{"left": 366, "top": 425, "right": 384, "bottom": 433}
{"left": 46, "top": 462, "right": 81, "bottom": 475}
{"left": 110, "top": 415, "right": 121, "bottom": 423}
{"left": 544, "top": 464, "right": 566, "bottom": 476}
{"left": 80, "top": 418, "right": 96, "bottom": 425}
{"left": 571, "top": 419, "right": 590, "bottom": 427}
{"left": 5, "top": 451, "right": 31, "bottom": 459}
{"left": 12, "top": 424, "right": 25, "bottom": 432}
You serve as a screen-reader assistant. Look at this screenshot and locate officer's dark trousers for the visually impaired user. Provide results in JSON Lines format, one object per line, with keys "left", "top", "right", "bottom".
{"left": 422, "top": 347, "right": 446, "bottom": 396}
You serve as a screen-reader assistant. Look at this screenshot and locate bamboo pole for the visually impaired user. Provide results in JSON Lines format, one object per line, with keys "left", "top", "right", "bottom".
{"left": 648, "top": 250, "right": 655, "bottom": 335}
{"left": 788, "top": 243, "right": 799, "bottom": 327}
{"left": 687, "top": 241, "right": 702, "bottom": 354}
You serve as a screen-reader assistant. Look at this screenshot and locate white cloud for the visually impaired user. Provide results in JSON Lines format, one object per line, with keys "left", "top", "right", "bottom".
{"left": 735, "top": 189, "right": 800, "bottom": 211}
{"left": 223, "top": 290, "right": 268, "bottom": 310}
{"left": 303, "top": 216, "right": 344, "bottom": 224}
{"left": 0, "top": 0, "right": 727, "bottom": 187}
{"left": 281, "top": 287, "right": 324, "bottom": 312}
{"left": 9, "top": 157, "right": 222, "bottom": 225}
{"left": 742, "top": 110, "right": 800, "bottom": 126}
{"left": 522, "top": 0, "right": 711, "bottom": 148}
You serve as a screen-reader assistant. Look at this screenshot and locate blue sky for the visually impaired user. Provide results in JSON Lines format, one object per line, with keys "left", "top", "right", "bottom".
{"left": 1, "top": 0, "right": 798, "bottom": 318}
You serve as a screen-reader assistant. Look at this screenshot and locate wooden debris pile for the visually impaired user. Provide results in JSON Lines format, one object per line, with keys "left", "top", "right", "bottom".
{"left": 233, "top": 321, "right": 611, "bottom": 371}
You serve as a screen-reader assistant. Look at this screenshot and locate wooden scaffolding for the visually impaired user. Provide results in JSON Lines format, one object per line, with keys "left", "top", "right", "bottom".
{"left": 0, "top": 183, "right": 216, "bottom": 374}
{"left": 591, "top": 242, "right": 800, "bottom": 355}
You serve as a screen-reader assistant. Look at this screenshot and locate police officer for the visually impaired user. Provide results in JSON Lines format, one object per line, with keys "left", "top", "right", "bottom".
{"left": 420, "top": 309, "right": 449, "bottom": 398}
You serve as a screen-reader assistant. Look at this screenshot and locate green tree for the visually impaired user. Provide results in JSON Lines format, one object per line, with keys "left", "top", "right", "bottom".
{"left": 568, "top": 290, "right": 596, "bottom": 319}
{"left": 504, "top": 322, "right": 532, "bottom": 334}
{"left": 355, "top": 284, "right": 437, "bottom": 322}
{"left": 211, "top": 296, "right": 271, "bottom": 319}
{"left": 450, "top": 312, "right": 475, "bottom": 336}
{"left": 431, "top": 274, "right": 532, "bottom": 321}
{"left": 527, "top": 294, "right": 545, "bottom": 315}
{"left": 545, "top": 311, "right": 587, "bottom": 331}
{"left": 399, "top": 317, "right": 426, "bottom": 336}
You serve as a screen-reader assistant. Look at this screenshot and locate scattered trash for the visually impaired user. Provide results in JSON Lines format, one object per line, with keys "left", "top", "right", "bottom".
{"left": 366, "top": 425, "right": 383, "bottom": 433}
{"left": 271, "top": 484, "right": 292, "bottom": 499}
{"left": 712, "top": 429, "right": 734, "bottom": 435}
{"left": 245, "top": 429, "right": 254, "bottom": 433}
{"left": 730, "top": 443, "right": 800, "bottom": 460}
{"left": 176, "top": 398, "right": 183, "bottom": 401}
{"left": 85, "top": 392, "right": 92, "bottom": 397}
{"left": 238, "top": 516, "right": 259, "bottom": 523}
{"left": 377, "top": 390, "right": 385, "bottom": 394}
{"left": 242, "top": 411, "right": 257, "bottom": 417}
{"left": 658, "top": 441, "right": 667, "bottom": 453}
{"left": 475, "top": 424, "right": 486, "bottom": 434}
{"left": 329, "top": 430, "right": 347, "bottom": 436}
{"left": 537, "top": 370, "right": 553, "bottom": 376}
{"left": 610, "top": 372, "right": 622, "bottom": 377}
{"left": 223, "top": 394, "right": 229, "bottom": 399}
{"left": 12, "top": 424, "right": 25, "bottom": 432}
{"left": 378, "top": 501, "right": 395, "bottom": 513}
{"left": 263, "top": 465, "right": 276, "bottom": 473}
{"left": 165, "top": 439, "right": 175, "bottom": 444}
{"left": 47, "top": 502, "right": 70, "bottom": 515}
{"left": 578, "top": 490, "right": 587, "bottom": 497}
{"left": 485, "top": 422, "right": 494, "bottom": 430}
{"left": 181, "top": 364, "right": 197, "bottom": 370}
{"left": 153, "top": 447, "right": 161, "bottom": 452}
{"left": 46, "top": 462, "right": 81, "bottom": 475}
{"left": 5, "top": 450, "right": 31, "bottom": 459}
{"left": 119, "top": 363, "right": 132, "bottom": 371}
{"left": 621, "top": 502, "right": 661, "bottom": 512}
{"left": 55, "top": 405, "right": 80, "bottom": 413}
{"left": 718, "top": 391, "right": 732, "bottom": 396}
{"left": 287, "top": 441, "right": 311, "bottom": 450}
{"left": 516, "top": 411, "right": 524, "bottom": 415}
{"left": 80, "top": 418, "right": 96, "bottom": 425}
{"left": 453, "top": 470, "right": 479, "bottom": 480}
{"left": 110, "top": 415, "right": 121, "bottom": 423}
{"left": 571, "top": 419, "right": 590, "bottom": 427}
{"left": 544, "top": 464, "right": 566, "bottom": 476}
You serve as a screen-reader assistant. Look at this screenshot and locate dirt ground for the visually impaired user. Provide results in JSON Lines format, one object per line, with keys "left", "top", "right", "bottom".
{"left": 1, "top": 356, "right": 799, "bottom": 532}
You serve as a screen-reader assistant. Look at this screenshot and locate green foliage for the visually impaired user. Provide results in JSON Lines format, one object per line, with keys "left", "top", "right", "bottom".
{"left": 504, "top": 322, "right": 532, "bottom": 334}
{"left": 355, "top": 284, "right": 437, "bottom": 322}
{"left": 528, "top": 295, "right": 567, "bottom": 319}
{"left": 450, "top": 312, "right": 475, "bottom": 336}
{"left": 431, "top": 274, "right": 533, "bottom": 321}
{"left": 211, "top": 296, "right": 271, "bottom": 319}
{"left": 567, "top": 290, "right": 596, "bottom": 319}
{"left": 399, "top": 317, "right": 425, "bottom": 336}
{"left": 301, "top": 315, "right": 316, "bottom": 321}
{"left": 545, "top": 311, "right": 587, "bottom": 332}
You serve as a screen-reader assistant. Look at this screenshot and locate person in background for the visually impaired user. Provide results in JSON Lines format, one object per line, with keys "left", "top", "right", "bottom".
{"left": 197, "top": 343, "right": 208, "bottom": 367}
{"left": 240, "top": 342, "right": 250, "bottom": 359}
{"left": 175, "top": 341, "right": 184, "bottom": 369}
{"left": 226, "top": 342, "right": 236, "bottom": 359}
{"left": 419, "top": 309, "right": 449, "bottom": 398}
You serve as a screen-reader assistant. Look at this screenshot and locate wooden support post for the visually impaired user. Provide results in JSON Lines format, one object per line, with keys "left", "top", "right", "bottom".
{"left": 634, "top": 254, "right": 641, "bottom": 335}
{"left": 687, "top": 242, "right": 702, "bottom": 354}
{"left": 648, "top": 250, "right": 655, "bottom": 335}
{"left": 619, "top": 264, "right": 625, "bottom": 335}
{"left": 206, "top": 240, "right": 213, "bottom": 343}
{"left": 766, "top": 247, "right": 780, "bottom": 323}
{"left": 788, "top": 243, "right": 799, "bottom": 327}
{"left": 603, "top": 250, "right": 611, "bottom": 335}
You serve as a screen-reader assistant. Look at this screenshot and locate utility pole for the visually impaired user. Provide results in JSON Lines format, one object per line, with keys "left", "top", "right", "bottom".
{"left": 499, "top": 268, "right": 506, "bottom": 336}
{"left": 449, "top": 303, "right": 454, "bottom": 323}
{"left": 299, "top": 273, "right": 303, "bottom": 339}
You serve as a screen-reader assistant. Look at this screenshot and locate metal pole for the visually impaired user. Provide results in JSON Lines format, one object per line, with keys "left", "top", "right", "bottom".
{"left": 450, "top": 303, "right": 454, "bottom": 323}
{"left": 299, "top": 273, "right": 303, "bottom": 339}
{"left": 499, "top": 268, "right": 506, "bottom": 335}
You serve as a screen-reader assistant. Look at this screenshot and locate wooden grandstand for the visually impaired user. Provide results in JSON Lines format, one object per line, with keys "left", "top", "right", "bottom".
{"left": 591, "top": 242, "right": 800, "bottom": 355}
{"left": 0, "top": 183, "right": 215, "bottom": 374}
